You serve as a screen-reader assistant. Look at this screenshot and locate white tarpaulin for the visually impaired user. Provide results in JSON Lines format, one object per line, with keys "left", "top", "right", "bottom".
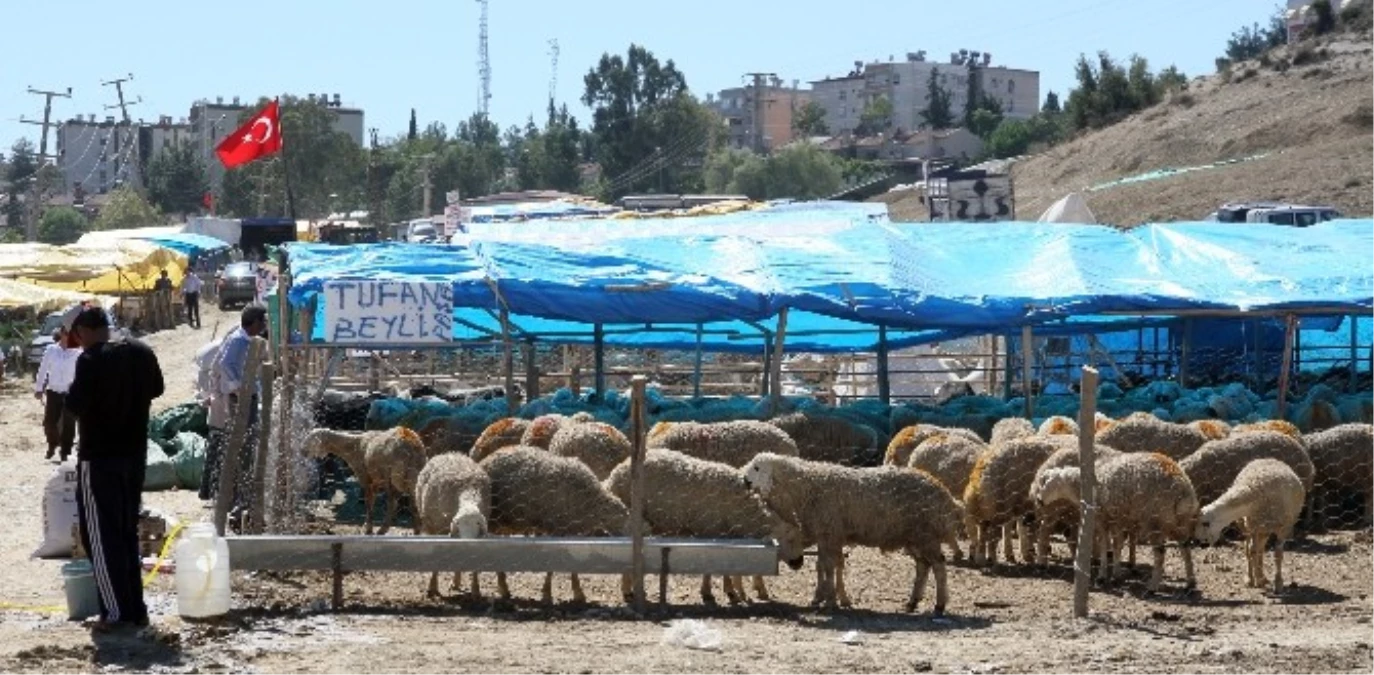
{"left": 1037, "top": 192, "right": 1098, "bottom": 224}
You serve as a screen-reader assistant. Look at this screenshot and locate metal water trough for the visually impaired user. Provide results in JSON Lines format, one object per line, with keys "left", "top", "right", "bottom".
{"left": 225, "top": 535, "right": 778, "bottom": 610}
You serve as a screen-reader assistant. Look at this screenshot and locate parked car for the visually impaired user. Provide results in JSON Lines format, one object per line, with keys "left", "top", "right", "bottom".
{"left": 26, "top": 305, "right": 121, "bottom": 370}
{"left": 1207, "top": 201, "right": 1342, "bottom": 226}
{"left": 405, "top": 219, "right": 439, "bottom": 243}
{"left": 217, "top": 261, "right": 260, "bottom": 310}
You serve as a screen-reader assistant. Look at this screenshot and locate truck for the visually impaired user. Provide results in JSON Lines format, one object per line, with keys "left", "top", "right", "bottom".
{"left": 239, "top": 217, "right": 298, "bottom": 260}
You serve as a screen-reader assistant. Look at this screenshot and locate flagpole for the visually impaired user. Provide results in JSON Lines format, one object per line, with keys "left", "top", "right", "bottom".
{"left": 278, "top": 97, "right": 298, "bottom": 222}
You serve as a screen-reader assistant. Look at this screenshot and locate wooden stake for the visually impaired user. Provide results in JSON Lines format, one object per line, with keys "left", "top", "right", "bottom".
{"left": 770, "top": 308, "right": 789, "bottom": 414}
{"left": 1277, "top": 314, "right": 1298, "bottom": 419}
{"left": 214, "top": 338, "right": 265, "bottom": 536}
{"left": 1073, "top": 366, "right": 1100, "bottom": 619}
{"left": 629, "top": 375, "right": 649, "bottom": 613}
{"left": 1021, "top": 325, "right": 1035, "bottom": 418}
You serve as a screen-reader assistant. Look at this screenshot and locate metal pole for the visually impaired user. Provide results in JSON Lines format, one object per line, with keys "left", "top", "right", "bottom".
{"left": 593, "top": 324, "right": 605, "bottom": 402}
{"left": 876, "top": 325, "right": 891, "bottom": 405}
{"left": 1179, "top": 319, "right": 1192, "bottom": 387}
{"left": 628, "top": 375, "right": 649, "bottom": 613}
{"left": 1003, "top": 333, "right": 1014, "bottom": 399}
{"left": 693, "top": 323, "right": 704, "bottom": 399}
{"left": 1021, "top": 325, "right": 1034, "bottom": 418}
{"left": 770, "top": 308, "right": 789, "bottom": 414}
{"left": 1072, "top": 366, "right": 1101, "bottom": 619}
{"left": 500, "top": 308, "right": 516, "bottom": 416}
{"left": 523, "top": 340, "right": 540, "bottom": 402}
{"left": 1277, "top": 314, "right": 1298, "bottom": 419}
{"left": 1350, "top": 314, "right": 1360, "bottom": 394}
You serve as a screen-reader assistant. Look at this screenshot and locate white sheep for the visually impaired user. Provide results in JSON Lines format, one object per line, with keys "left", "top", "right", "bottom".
{"left": 548, "top": 421, "right": 631, "bottom": 480}
{"left": 469, "top": 417, "right": 532, "bottom": 462}
{"left": 479, "top": 445, "right": 629, "bottom": 605}
{"left": 519, "top": 412, "right": 595, "bottom": 449}
{"left": 415, "top": 452, "right": 491, "bottom": 599}
{"left": 1037, "top": 415, "right": 1079, "bottom": 436}
{"left": 647, "top": 420, "right": 798, "bottom": 468}
{"left": 742, "top": 453, "right": 964, "bottom": 615}
{"left": 990, "top": 417, "right": 1036, "bottom": 445}
{"left": 769, "top": 411, "right": 885, "bottom": 466}
{"left": 1187, "top": 419, "right": 1232, "bottom": 442}
{"left": 1094, "top": 453, "right": 1198, "bottom": 592}
{"left": 1179, "top": 430, "right": 1315, "bottom": 508}
{"left": 303, "top": 427, "right": 427, "bottom": 535}
{"left": 1195, "top": 458, "right": 1306, "bottom": 593}
{"left": 1096, "top": 412, "right": 1211, "bottom": 459}
{"left": 962, "top": 437, "right": 1061, "bottom": 566}
{"left": 603, "top": 449, "right": 807, "bottom": 606}
{"left": 884, "top": 424, "right": 984, "bottom": 467}
{"left": 1302, "top": 423, "right": 1373, "bottom": 530}
{"left": 1028, "top": 445, "right": 1123, "bottom": 566}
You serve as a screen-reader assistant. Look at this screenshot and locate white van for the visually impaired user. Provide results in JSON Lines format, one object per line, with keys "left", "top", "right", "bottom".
{"left": 1243, "top": 206, "right": 1342, "bottom": 227}
{"left": 405, "top": 219, "right": 439, "bottom": 243}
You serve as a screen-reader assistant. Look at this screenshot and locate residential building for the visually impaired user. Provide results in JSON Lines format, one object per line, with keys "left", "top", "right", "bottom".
{"left": 190, "top": 94, "right": 364, "bottom": 193}
{"left": 707, "top": 79, "right": 811, "bottom": 152}
{"left": 811, "top": 51, "right": 1039, "bottom": 136}
{"left": 56, "top": 115, "right": 143, "bottom": 195}
{"left": 816, "top": 127, "right": 984, "bottom": 162}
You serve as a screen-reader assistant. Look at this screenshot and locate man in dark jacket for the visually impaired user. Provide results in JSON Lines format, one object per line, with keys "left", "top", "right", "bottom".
{"left": 64, "top": 306, "right": 164, "bottom": 631}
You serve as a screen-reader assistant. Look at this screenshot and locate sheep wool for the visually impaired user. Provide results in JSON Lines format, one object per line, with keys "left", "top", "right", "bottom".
{"left": 1096, "top": 411, "right": 1211, "bottom": 459}
{"left": 1302, "top": 423, "right": 1373, "bottom": 529}
{"left": 415, "top": 452, "right": 492, "bottom": 599}
{"left": 303, "top": 427, "right": 428, "bottom": 535}
{"left": 1094, "top": 452, "right": 1199, "bottom": 592}
{"left": 647, "top": 420, "right": 798, "bottom": 468}
{"left": 769, "top": 411, "right": 884, "bottom": 467}
{"left": 1233, "top": 419, "right": 1302, "bottom": 441}
{"left": 962, "top": 436, "right": 1061, "bottom": 566}
{"left": 907, "top": 433, "right": 988, "bottom": 500}
{"left": 742, "top": 453, "right": 963, "bottom": 615}
{"left": 1037, "top": 416, "right": 1079, "bottom": 436}
{"left": 1195, "top": 458, "right": 1306, "bottom": 593}
{"left": 990, "top": 417, "right": 1036, "bottom": 446}
{"left": 1180, "top": 430, "right": 1315, "bottom": 507}
{"left": 520, "top": 413, "right": 575, "bottom": 449}
{"left": 1028, "top": 444, "right": 1123, "bottom": 565}
{"left": 470, "top": 417, "right": 533, "bottom": 462}
{"left": 548, "top": 421, "right": 632, "bottom": 480}
{"left": 885, "top": 424, "right": 984, "bottom": 467}
{"left": 1188, "top": 419, "right": 1232, "bottom": 441}
{"left": 604, "top": 449, "right": 806, "bottom": 605}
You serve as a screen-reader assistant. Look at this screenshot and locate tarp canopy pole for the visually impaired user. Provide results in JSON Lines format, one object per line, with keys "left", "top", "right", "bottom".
{"left": 693, "top": 323, "right": 704, "bottom": 399}
{"left": 523, "top": 339, "right": 539, "bottom": 402}
{"left": 1278, "top": 314, "right": 1298, "bottom": 419}
{"left": 593, "top": 323, "right": 605, "bottom": 402}
{"left": 500, "top": 308, "right": 516, "bottom": 416}
{"left": 769, "top": 307, "right": 789, "bottom": 413}
{"left": 876, "top": 325, "right": 891, "bottom": 405}
{"left": 1351, "top": 314, "right": 1360, "bottom": 394}
{"left": 1021, "top": 325, "right": 1035, "bottom": 418}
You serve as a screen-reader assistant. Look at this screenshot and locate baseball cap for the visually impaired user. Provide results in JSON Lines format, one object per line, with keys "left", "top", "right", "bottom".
{"left": 66, "top": 306, "right": 109, "bottom": 331}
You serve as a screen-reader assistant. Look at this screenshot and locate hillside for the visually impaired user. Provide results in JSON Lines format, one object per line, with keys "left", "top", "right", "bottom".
{"left": 877, "top": 33, "right": 1373, "bottom": 225}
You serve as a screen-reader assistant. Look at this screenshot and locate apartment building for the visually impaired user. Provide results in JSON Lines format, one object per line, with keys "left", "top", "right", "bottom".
{"left": 707, "top": 79, "right": 811, "bottom": 152}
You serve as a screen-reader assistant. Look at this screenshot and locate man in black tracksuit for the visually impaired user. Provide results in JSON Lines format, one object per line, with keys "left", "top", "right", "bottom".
{"left": 64, "top": 307, "right": 164, "bottom": 630}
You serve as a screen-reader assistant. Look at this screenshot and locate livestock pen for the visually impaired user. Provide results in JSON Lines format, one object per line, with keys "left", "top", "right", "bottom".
{"left": 205, "top": 204, "right": 1371, "bottom": 632}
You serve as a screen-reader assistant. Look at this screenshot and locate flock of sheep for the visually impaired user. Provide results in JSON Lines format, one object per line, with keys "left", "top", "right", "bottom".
{"left": 296, "top": 396, "right": 1373, "bottom": 616}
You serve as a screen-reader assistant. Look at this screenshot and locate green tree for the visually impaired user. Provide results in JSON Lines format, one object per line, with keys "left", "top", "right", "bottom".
{"left": 4, "top": 139, "right": 38, "bottom": 231}
{"left": 918, "top": 67, "right": 956, "bottom": 129}
{"left": 1156, "top": 65, "right": 1189, "bottom": 92}
{"left": 855, "top": 96, "right": 894, "bottom": 136}
{"left": 967, "top": 96, "right": 1004, "bottom": 139}
{"left": 37, "top": 206, "right": 89, "bottom": 244}
{"left": 146, "top": 141, "right": 208, "bottom": 217}
{"left": 792, "top": 101, "right": 829, "bottom": 137}
{"left": 1311, "top": 0, "right": 1336, "bottom": 34}
{"left": 985, "top": 119, "right": 1034, "bottom": 159}
{"left": 1042, "top": 90, "right": 1061, "bottom": 114}
{"left": 94, "top": 185, "right": 162, "bottom": 230}
{"left": 408, "top": 109, "right": 418, "bottom": 141}
{"left": 1126, "top": 54, "right": 1160, "bottom": 109}
{"left": 702, "top": 143, "right": 843, "bottom": 200}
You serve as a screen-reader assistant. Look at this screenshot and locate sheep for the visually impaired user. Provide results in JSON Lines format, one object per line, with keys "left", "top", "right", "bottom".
{"left": 548, "top": 421, "right": 632, "bottom": 480}
{"left": 1291, "top": 384, "right": 1342, "bottom": 432}
{"left": 884, "top": 424, "right": 984, "bottom": 467}
{"left": 1096, "top": 412, "right": 1211, "bottom": 459}
{"left": 1302, "top": 424, "right": 1374, "bottom": 530}
{"left": 1028, "top": 445, "right": 1123, "bottom": 566}
{"left": 1047, "top": 453, "right": 1198, "bottom": 592}
{"left": 741, "top": 453, "right": 964, "bottom": 615}
{"left": 415, "top": 452, "right": 491, "bottom": 599}
{"left": 990, "top": 417, "right": 1036, "bottom": 446}
{"left": 470, "top": 417, "right": 532, "bottom": 462}
{"left": 603, "top": 449, "right": 807, "bottom": 606}
{"left": 416, "top": 416, "right": 474, "bottom": 459}
{"left": 1195, "top": 458, "right": 1306, "bottom": 593}
{"left": 519, "top": 412, "right": 595, "bottom": 449}
{"left": 1038, "top": 415, "right": 1078, "bottom": 436}
{"left": 769, "top": 411, "right": 886, "bottom": 467}
{"left": 647, "top": 420, "right": 798, "bottom": 468}
{"left": 303, "top": 427, "right": 427, "bottom": 535}
{"left": 479, "top": 446, "right": 629, "bottom": 605}
{"left": 1233, "top": 419, "right": 1302, "bottom": 441}
{"left": 1179, "top": 431, "right": 1315, "bottom": 508}
{"left": 907, "top": 433, "right": 988, "bottom": 500}
{"left": 962, "top": 437, "right": 1061, "bottom": 566}
{"left": 1188, "top": 419, "right": 1232, "bottom": 441}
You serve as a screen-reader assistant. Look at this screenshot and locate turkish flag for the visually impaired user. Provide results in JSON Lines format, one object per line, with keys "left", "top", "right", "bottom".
{"left": 202, "top": 191, "right": 215, "bottom": 213}
{"left": 215, "top": 100, "right": 283, "bottom": 169}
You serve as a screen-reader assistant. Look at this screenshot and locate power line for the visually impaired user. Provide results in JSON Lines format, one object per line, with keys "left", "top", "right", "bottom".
{"left": 101, "top": 74, "right": 141, "bottom": 187}
{"left": 18, "top": 85, "right": 72, "bottom": 239}
{"left": 475, "top": 0, "right": 491, "bottom": 116}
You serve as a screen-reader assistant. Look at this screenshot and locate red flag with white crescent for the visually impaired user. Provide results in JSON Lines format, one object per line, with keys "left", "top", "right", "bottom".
{"left": 215, "top": 100, "right": 283, "bottom": 169}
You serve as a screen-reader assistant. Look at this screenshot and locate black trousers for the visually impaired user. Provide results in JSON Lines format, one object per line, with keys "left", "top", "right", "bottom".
{"left": 75, "top": 456, "right": 148, "bottom": 625}
{"left": 42, "top": 391, "right": 76, "bottom": 458}
{"left": 185, "top": 292, "right": 201, "bottom": 328}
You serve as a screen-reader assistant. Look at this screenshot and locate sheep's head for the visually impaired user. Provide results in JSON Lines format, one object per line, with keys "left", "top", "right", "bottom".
{"left": 1093, "top": 413, "right": 1116, "bottom": 433}
{"left": 1039, "top": 416, "right": 1077, "bottom": 436}
{"left": 1194, "top": 504, "right": 1229, "bottom": 544}
{"left": 741, "top": 453, "right": 780, "bottom": 497}
{"left": 302, "top": 429, "right": 331, "bottom": 459}
{"left": 1032, "top": 466, "right": 1080, "bottom": 510}
{"left": 452, "top": 505, "right": 488, "bottom": 539}
{"left": 769, "top": 517, "right": 807, "bottom": 571}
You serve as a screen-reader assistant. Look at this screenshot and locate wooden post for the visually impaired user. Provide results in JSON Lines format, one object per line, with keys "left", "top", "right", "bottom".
{"left": 1350, "top": 314, "right": 1360, "bottom": 394}
{"left": 247, "top": 361, "right": 275, "bottom": 535}
{"left": 628, "top": 375, "right": 649, "bottom": 613}
{"left": 1179, "top": 319, "right": 1193, "bottom": 387}
{"left": 593, "top": 324, "right": 605, "bottom": 402}
{"left": 214, "top": 338, "right": 265, "bottom": 536}
{"left": 1277, "top": 314, "right": 1298, "bottom": 419}
{"left": 987, "top": 335, "right": 999, "bottom": 398}
{"left": 367, "top": 352, "right": 381, "bottom": 392}
{"left": 1021, "top": 325, "right": 1035, "bottom": 418}
{"left": 570, "top": 366, "right": 581, "bottom": 397}
{"left": 1003, "top": 333, "right": 1014, "bottom": 400}
{"left": 1073, "top": 366, "right": 1101, "bottom": 619}
{"left": 770, "top": 308, "right": 789, "bottom": 414}
{"left": 330, "top": 541, "right": 344, "bottom": 611}
{"left": 876, "top": 325, "right": 891, "bottom": 405}
{"left": 523, "top": 340, "right": 539, "bottom": 402}
{"left": 693, "top": 323, "right": 704, "bottom": 399}
{"left": 499, "top": 308, "right": 516, "bottom": 416}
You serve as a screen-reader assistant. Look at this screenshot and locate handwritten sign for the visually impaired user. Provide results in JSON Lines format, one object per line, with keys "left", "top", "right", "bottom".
{"left": 323, "top": 281, "right": 453, "bottom": 344}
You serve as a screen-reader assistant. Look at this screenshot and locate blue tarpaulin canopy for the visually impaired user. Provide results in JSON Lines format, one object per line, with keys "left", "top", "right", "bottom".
{"left": 138, "top": 232, "right": 231, "bottom": 258}
{"left": 282, "top": 204, "right": 1373, "bottom": 352}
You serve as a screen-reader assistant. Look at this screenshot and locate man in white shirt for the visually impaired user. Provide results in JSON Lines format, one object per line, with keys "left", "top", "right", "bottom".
{"left": 182, "top": 269, "right": 204, "bottom": 329}
{"left": 34, "top": 327, "right": 81, "bottom": 461}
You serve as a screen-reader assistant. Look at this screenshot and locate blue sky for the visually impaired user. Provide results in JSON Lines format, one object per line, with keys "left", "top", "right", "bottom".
{"left": 2, "top": 0, "right": 1276, "bottom": 153}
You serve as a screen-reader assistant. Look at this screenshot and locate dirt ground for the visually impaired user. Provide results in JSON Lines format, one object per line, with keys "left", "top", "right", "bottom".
{"left": 0, "top": 305, "right": 1370, "bottom": 674}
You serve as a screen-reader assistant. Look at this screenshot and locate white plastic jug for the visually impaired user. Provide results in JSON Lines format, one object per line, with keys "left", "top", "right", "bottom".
{"left": 174, "top": 522, "right": 231, "bottom": 618}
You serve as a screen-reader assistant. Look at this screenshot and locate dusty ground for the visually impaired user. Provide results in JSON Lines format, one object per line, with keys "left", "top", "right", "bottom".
{"left": 877, "top": 32, "right": 1374, "bottom": 225}
{"left": 0, "top": 306, "right": 1370, "bottom": 674}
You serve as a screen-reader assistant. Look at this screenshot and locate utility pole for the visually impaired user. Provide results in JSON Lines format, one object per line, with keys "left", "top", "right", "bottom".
{"left": 745, "top": 73, "right": 775, "bottom": 154}
{"left": 476, "top": 0, "right": 491, "bottom": 116}
{"left": 19, "top": 85, "right": 71, "bottom": 240}
{"left": 367, "top": 128, "right": 383, "bottom": 226}
{"left": 102, "top": 74, "right": 141, "bottom": 188}
{"left": 419, "top": 154, "right": 435, "bottom": 218}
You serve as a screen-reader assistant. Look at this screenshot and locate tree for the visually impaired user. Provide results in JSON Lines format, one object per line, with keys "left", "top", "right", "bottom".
{"left": 792, "top": 101, "right": 829, "bottom": 137}
{"left": 1311, "top": 0, "right": 1336, "bottom": 34}
{"left": 1043, "top": 91, "right": 1061, "bottom": 114}
{"left": 702, "top": 144, "right": 843, "bottom": 200}
{"left": 855, "top": 96, "right": 894, "bottom": 136}
{"left": 408, "top": 109, "right": 419, "bottom": 141}
{"left": 4, "top": 139, "right": 38, "bottom": 231}
{"left": 94, "top": 186, "right": 162, "bottom": 230}
{"left": 918, "top": 67, "right": 956, "bottom": 129}
{"left": 985, "top": 119, "right": 1034, "bottom": 159}
{"left": 145, "top": 141, "right": 208, "bottom": 216}
{"left": 968, "top": 105, "right": 1004, "bottom": 140}
{"left": 37, "top": 206, "right": 89, "bottom": 244}
{"left": 1156, "top": 66, "right": 1188, "bottom": 92}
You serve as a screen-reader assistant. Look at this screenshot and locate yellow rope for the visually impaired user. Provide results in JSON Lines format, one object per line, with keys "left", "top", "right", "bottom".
{"left": 142, "top": 521, "right": 185, "bottom": 587}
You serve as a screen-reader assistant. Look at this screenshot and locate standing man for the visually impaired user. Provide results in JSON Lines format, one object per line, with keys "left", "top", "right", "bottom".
{"left": 153, "top": 269, "right": 173, "bottom": 293}
{"left": 182, "top": 268, "right": 204, "bottom": 329}
{"left": 34, "top": 327, "right": 81, "bottom": 462}
{"left": 64, "top": 306, "right": 164, "bottom": 631}
{"left": 208, "top": 305, "right": 268, "bottom": 527}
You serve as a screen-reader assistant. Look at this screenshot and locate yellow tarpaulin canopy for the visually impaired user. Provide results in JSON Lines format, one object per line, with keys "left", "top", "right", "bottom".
{"left": 0, "top": 278, "right": 115, "bottom": 313}
{"left": 14, "top": 239, "right": 188, "bottom": 294}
